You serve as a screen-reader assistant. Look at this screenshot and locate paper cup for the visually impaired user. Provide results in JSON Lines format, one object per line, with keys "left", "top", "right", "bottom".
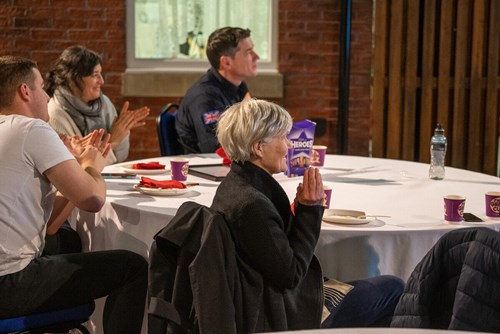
{"left": 444, "top": 195, "right": 465, "bottom": 223}
{"left": 323, "top": 185, "right": 332, "bottom": 208}
{"left": 311, "top": 145, "right": 327, "bottom": 167}
{"left": 485, "top": 191, "right": 500, "bottom": 218}
{"left": 170, "top": 158, "right": 189, "bottom": 181}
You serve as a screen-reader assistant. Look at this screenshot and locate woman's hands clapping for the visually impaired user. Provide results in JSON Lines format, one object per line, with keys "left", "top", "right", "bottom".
{"left": 294, "top": 167, "right": 324, "bottom": 206}
{"left": 109, "top": 101, "right": 150, "bottom": 149}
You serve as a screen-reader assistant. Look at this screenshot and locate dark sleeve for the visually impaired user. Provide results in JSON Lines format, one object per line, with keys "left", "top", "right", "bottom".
{"left": 235, "top": 198, "right": 323, "bottom": 290}
{"left": 176, "top": 89, "right": 226, "bottom": 154}
{"left": 175, "top": 102, "right": 199, "bottom": 153}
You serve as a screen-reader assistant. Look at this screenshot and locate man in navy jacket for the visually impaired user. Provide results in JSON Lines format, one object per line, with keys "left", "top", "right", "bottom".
{"left": 175, "top": 26, "right": 259, "bottom": 153}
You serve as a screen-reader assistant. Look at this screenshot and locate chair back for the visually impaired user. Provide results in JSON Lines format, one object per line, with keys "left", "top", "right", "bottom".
{"left": 148, "top": 202, "right": 261, "bottom": 333}
{"left": 156, "top": 103, "right": 183, "bottom": 156}
{"left": 0, "top": 301, "right": 95, "bottom": 334}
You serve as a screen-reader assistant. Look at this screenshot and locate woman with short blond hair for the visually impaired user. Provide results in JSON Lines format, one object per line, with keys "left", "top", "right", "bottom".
{"left": 212, "top": 98, "right": 404, "bottom": 331}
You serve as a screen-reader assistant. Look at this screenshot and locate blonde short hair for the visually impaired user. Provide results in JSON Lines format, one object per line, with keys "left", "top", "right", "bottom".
{"left": 217, "top": 99, "right": 292, "bottom": 162}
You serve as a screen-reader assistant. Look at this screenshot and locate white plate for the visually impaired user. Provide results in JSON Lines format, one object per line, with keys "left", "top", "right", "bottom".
{"left": 322, "top": 209, "right": 373, "bottom": 225}
{"left": 133, "top": 184, "right": 192, "bottom": 196}
{"left": 121, "top": 164, "right": 169, "bottom": 175}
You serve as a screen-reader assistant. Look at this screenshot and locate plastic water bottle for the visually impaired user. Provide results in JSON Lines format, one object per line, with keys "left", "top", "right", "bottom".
{"left": 429, "top": 123, "right": 447, "bottom": 180}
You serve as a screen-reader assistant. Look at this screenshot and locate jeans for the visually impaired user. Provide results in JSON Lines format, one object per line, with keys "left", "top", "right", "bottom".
{"left": 0, "top": 250, "right": 148, "bottom": 334}
{"left": 322, "top": 275, "right": 405, "bottom": 328}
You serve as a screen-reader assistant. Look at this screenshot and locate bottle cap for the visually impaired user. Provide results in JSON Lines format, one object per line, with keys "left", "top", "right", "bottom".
{"left": 435, "top": 123, "right": 445, "bottom": 136}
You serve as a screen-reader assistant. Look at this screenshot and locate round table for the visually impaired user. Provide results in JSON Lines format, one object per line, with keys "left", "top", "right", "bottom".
{"left": 74, "top": 154, "right": 500, "bottom": 334}
{"left": 76, "top": 154, "right": 500, "bottom": 282}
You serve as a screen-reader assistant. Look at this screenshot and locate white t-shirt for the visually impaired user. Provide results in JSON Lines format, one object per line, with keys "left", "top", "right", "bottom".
{"left": 0, "top": 115, "right": 74, "bottom": 276}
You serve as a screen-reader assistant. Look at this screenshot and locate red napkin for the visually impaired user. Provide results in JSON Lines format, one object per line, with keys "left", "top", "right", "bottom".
{"left": 132, "top": 161, "right": 166, "bottom": 170}
{"left": 139, "top": 176, "right": 186, "bottom": 189}
{"left": 215, "top": 147, "right": 231, "bottom": 165}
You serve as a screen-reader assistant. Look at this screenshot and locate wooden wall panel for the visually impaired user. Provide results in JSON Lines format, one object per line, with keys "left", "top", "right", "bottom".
{"left": 387, "top": 1, "right": 404, "bottom": 159}
{"left": 484, "top": 0, "right": 500, "bottom": 175}
{"left": 451, "top": 0, "right": 470, "bottom": 169}
{"left": 419, "top": 0, "right": 437, "bottom": 163}
{"left": 372, "top": 0, "right": 500, "bottom": 175}
{"left": 467, "top": 0, "right": 486, "bottom": 171}
{"left": 372, "top": 0, "right": 388, "bottom": 157}
{"left": 437, "top": 0, "right": 453, "bottom": 134}
{"left": 402, "top": 0, "right": 420, "bottom": 161}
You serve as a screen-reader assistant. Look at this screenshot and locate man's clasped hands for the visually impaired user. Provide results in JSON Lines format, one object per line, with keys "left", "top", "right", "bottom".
{"left": 60, "top": 129, "right": 111, "bottom": 169}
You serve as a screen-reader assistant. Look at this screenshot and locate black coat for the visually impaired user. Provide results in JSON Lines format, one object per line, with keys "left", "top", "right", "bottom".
{"left": 390, "top": 227, "right": 500, "bottom": 332}
{"left": 148, "top": 202, "right": 264, "bottom": 334}
{"left": 211, "top": 161, "right": 325, "bottom": 332}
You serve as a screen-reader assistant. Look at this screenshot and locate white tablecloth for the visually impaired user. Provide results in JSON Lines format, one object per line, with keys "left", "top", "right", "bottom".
{"left": 309, "top": 155, "right": 500, "bottom": 281}
{"left": 78, "top": 154, "right": 500, "bottom": 280}
{"left": 74, "top": 154, "right": 500, "bottom": 333}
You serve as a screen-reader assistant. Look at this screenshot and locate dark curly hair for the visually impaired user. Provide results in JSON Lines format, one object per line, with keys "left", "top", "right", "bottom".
{"left": 44, "top": 45, "right": 102, "bottom": 97}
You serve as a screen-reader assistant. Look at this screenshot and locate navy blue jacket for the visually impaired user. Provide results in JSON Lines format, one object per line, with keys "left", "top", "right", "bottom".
{"left": 175, "top": 68, "right": 249, "bottom": 153}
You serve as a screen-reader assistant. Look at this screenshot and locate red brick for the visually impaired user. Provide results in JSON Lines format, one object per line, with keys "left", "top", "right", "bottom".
{"left": 0, "top": 39, "right": 11, "bottom": 50}
{"left": 0, "top": 27, "right": 28, "bottom": 38}
{"left": 14, "top": 17, "right": 51, "bottom": 28}
{"left": 106, "top": 8, "right": 125, "bottom": 17}
{"left": 51, "top": 40, "right": 84, "bottom": 51}
{"left": 67, "top": 8, "right": 104, "bottom": 18}
{"left": 0, "top": 6, "right": 27, "bottom": 16}
{"left": 286, "top": 74, "right": 324, "bottom": 86}
{"left": 68, "top": 29, "right": 106, "bottom": 40}
{"left": 0, "top": 16, "right": 11, "bottom": 27}
{"left": 279, "top": 21, "right": 305, "bottom": 32}
{"left": 0, "top": 0, "right": 375, "bottom": 159}
{"left": 87, "top": 0, "right": 122, "bottom": 7}
{"left": 306, "top": 86, "right": 336, "bottom": 97}
{"left": 31, "top": 28, "right": 66, "bottom": 40}
{"left": 30, "top": 7, "right": 67, "bottom": 18}
{"left": 52, "top": 19, "right": 88, "bottom": 29}
{"left": 11, "top": 0, "right": 49, "bottom": 6}
{"left": 279, "top": 0, "right": 310, "bottom": 11}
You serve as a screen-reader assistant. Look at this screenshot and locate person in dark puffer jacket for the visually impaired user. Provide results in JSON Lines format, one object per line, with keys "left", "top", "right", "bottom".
{"left": 391, "top": 227, "right": 500, "bottom": 332}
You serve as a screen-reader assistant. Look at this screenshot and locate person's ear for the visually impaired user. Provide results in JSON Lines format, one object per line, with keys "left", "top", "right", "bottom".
{"left": 219, "top": 55, "right": 232, "bottom": 69}
{"left": 18, "top": 83, "right": 31, "bottom": 101}
{"left": 252, "top": 141, "right": 264, "bottom": 158}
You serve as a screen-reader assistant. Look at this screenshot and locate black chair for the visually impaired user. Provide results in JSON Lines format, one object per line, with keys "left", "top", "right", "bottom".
{"left": 0, "top": 301, "right": 95, "bottom": 334}
{"left": 156, "top": 103, "right": 183, "bottom": 156}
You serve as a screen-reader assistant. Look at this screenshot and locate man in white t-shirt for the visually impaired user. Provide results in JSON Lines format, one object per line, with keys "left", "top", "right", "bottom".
{"left": 0, "top": 56, "right": 147, "bottom": 333}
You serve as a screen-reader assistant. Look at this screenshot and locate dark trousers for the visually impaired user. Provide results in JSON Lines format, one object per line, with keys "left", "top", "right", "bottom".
{"left": 0, "top": 250, "right": 148, "bottom": 334}
{"left": 43, "top": 220, "right": 82, "bottom": 255}
{"left": 323, "top": 275, "right": 405, "bottom": 328}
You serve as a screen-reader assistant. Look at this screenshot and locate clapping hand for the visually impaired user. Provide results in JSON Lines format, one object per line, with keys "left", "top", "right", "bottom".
{"left": 109, "top": 101, "right": 150, "bottom": 149}
{"left": 294, "top": 167, "right": 324, "bottom": 206}
{"left": 60, "top": 129, "right": 111, "bottom": 163}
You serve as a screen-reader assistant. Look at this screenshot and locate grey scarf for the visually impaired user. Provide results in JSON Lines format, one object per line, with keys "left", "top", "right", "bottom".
{"left": 54, "top": 87, "right": 106, "bottom": 136}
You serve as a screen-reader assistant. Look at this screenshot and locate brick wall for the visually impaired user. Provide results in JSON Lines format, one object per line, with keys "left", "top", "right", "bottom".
{"left": 0, "top": 0, "right": 373, "bottom": 161}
